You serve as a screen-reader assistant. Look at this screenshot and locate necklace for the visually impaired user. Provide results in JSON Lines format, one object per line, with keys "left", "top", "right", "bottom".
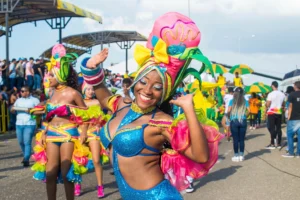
{"left": 55, "top": 85, "right": 67, "bottom": 92}
{"left": 130, "top": 102, "right": 156, "bottom": 114}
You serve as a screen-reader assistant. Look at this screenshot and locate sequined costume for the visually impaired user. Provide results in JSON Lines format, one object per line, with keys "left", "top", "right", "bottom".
{"left": 100, "top": 98, "right": 183, "bottom": 200}
{"left": 31, "top": 102, "right": 105, "bottom": 183}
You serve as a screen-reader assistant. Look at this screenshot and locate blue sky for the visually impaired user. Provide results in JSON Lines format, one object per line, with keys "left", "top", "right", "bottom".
{"left": 1, "top": 0, "right": 300, "bottom": 87}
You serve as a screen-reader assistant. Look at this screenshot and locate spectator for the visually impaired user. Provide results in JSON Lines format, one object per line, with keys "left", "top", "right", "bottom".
{"left": 39, "top": 59, "right": 46, "bottom": 77}
{"left": 284, "top": 86, "right": 295, "bottom": 120}
{"left": 8, "top": 58, "right": 17, "bottom": 90}
{"left": 249, "top": 93, "right": 261, "bottom": 130}
{"left": 222, "top": 87, "right": 234, "bottom": 141}
{"left": 25, "top": 57, "right": 34, "bottom": 89}
{"left": 282, "top": 81, "right": 300, "bottom": 158}
{"left": 115, "top": 78, "right": 134, "bottom": 100}
{"left": 11, "top": 86, "right": 40, "bottom": 167}
{"left": 257, "top": 95, "right": 262, "bottom": 128}
{"left": 227, "top": 87, "right": 250, "bottom": 162}
{"left": 0, "top": 85, "right": 9, "bottom": 101}
{"left": 217, "top": 73, "right": 226, "bottom": 86}
{"left": 233, "top": 72, "right": 243, "bottom": 87}
{"left": 16, "top": 58, "right": 25, "bottom": 90}
{"left": 114, "top": 74, "right": 123, "bottom": 88}
{"left": 8, "top": 88, "right": 18, "bottom": 131}
{"left": 0, "top": 59, "right": 8, "bottom": 86}
{"left": 32, "top": 59, "right": 43, "bottom": 91}
{"left": 265, "top": 81, "right": 285, "bottom": 149}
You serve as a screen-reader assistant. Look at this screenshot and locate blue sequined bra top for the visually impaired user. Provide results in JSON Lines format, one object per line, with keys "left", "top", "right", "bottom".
{"left": 99, "top": 105, "right": 161, "bottom": 157}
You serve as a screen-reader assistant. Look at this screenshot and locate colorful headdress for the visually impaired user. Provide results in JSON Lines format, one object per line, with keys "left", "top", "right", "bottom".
{"left": 82, "top": 81, "right": 89, "bottom": 95}
{"left": 43, "top": 72, "right": 51, "bottom": 98}
{"left": 133, "top": 12, "right": 213, "bottom": 104}
{"left": 46, "top": 44, "right": 78, "bottom": 84}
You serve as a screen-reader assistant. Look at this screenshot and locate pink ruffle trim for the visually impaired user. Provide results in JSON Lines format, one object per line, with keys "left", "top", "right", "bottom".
{"left": 161, "top": 122, "right": 224, "bottom": 191}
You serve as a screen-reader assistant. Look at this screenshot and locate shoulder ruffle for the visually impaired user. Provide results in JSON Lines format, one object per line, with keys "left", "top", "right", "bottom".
{"left": 161, "top": 111, "right": 224, "bottom": 191}
{"left": 107, "top": 95, "right": 122, "bottom": 113}
{"left": 69, "top": 104, "right": 111, "bottom": 125}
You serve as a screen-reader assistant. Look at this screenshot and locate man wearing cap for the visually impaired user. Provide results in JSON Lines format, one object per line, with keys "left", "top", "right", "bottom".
{"left": 8, "top": 58, "right": 17, "bottom": 90}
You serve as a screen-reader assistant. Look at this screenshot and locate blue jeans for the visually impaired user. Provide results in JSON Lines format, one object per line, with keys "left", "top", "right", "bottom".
{"left": 33, "top": 74, "right": 41, "bottom": 90}
{"left": 16, "top": 77, "right": 24, "bottom": 91}
{"left": 230, "top": 119, "right": 247, "bottom": 155}
{"left": 9, "top": 77, "right": 16, "bottom": 90}
{"left": 16, "top": 125, "right": 36, "bottom": 161}
{"left": 26, "top": 75, "right": 33, "bottom": 90}
{"left": 287, "top": 120, "right": 300, "bottom": 155}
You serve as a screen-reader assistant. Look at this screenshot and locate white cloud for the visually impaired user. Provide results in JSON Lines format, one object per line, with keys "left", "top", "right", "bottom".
{"left": 139, "top": 0, "right": 300, "bottom": 16}
{"left": 136, "top": 11, "right": 153, "bottom": 21}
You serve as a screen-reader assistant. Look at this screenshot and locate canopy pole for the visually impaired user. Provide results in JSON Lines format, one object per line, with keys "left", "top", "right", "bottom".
{"left": 59, "top": 27, "right": 62, "bottom": 44}
{"left": 59, "top": 17, "right": 62, "bottom": 44}
{"left": 100, "top": 42, "right": 103, "bottom": 68}
{"left": 125, "top": 48, "right": 128, "bottom": 74}
{"left": 5, "top": 12, "right": 9, "bottom": 78}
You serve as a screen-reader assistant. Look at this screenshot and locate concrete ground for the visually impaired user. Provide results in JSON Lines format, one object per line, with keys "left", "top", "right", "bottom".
{"left": 1, "top": 125, "right": 299, "bottom": 200}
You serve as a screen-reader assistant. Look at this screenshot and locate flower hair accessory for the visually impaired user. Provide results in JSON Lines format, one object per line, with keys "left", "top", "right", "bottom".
{"left": 132, "top": 12, "right": 214, "bottom": 104}
{"left": 46, "top": 44, "right": 78, "bottom": 84}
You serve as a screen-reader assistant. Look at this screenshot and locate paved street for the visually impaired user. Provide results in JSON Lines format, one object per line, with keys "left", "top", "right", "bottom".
{"left": 1, "top": 126, "right": 300, "bottom": 200}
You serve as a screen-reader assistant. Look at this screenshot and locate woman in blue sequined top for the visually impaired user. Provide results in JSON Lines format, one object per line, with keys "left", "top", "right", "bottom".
{"left": 81, "top": 12, "right": 223, "bottom": 200}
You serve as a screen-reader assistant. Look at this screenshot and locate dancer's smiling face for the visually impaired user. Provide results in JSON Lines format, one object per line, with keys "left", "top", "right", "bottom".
{"left": 49, "top": 69, "right": 59, "bottom": 87}
{"left": 133, "top": 70, "right": 163, "bottom": 109}
{"left": 84, "top": 85, "right": 94, "bottom": 99}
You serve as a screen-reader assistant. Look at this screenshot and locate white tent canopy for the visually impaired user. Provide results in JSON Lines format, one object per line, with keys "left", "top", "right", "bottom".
{"left": 105, "top": 58, "right": 138, "bottom": 74}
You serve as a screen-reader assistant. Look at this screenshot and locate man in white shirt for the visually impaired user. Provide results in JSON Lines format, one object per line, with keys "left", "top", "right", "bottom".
{"left": 12, "top": 86, "right": 40, "bottom": 167}
{"left": 265, "top": 81, "right": 285, "bottom": 149}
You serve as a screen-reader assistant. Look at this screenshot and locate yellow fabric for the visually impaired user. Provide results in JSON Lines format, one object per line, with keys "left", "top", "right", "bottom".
{"left": 217, "top": 76, "right": 226, "bottom": 86}
{"left": 107, "top": 95, "right": 121, "bottom": 113}
{"left": 56, "top": 0, "right": 102, "bottom": 23}
{"left": 234, "top": 77, "right": 243, "bottom": 87}
{"left": 206, "top": 95, "right": 215, "bottom": 108}
{"left": 69, "top": 105, "right": 106, "bottom": 122}
{"left": 134, "top": 38, "right": 169, "bottom": 66}
{"left": 46, "top": 57, "right": 67, "bottom": 84}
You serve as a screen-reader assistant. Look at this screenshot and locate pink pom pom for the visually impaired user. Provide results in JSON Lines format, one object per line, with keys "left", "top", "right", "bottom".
{"left": 52, "top": 44, "right": 66, "bottom": 59}
{"left": 146, "top": 12, "right": 201, "bottom": 49}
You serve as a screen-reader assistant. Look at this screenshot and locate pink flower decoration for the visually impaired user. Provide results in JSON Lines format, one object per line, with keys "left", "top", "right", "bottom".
{"left": 52, "top": 44, "right": 66, "bottom": 59}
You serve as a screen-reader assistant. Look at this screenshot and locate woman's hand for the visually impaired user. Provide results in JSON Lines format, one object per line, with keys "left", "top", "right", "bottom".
{"left": 79, "top": 131, "right": 88, "bottom": 144}
{"left": 86, "top": 48, "right": 109, "bottom": 69}
{"left": 170, "top": 94, "right": 194, "bottom": 111}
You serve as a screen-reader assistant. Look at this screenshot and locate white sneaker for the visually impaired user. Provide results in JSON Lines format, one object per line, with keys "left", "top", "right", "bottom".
{"left": 249, "top": 126, "right": 253, "bottom": 130}
{"left": 231, "top": 156, "right": 240, "bottom": 162}
{"left": 185, "top": 183, "right": 194, "bottom": 193}
{"left": 239, "top": 156, "right": 245, "bottom": 161}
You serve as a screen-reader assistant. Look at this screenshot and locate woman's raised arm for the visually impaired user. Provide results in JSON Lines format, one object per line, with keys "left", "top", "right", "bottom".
{"left": 83, "top": 48, "right": 112, "bottom": 108}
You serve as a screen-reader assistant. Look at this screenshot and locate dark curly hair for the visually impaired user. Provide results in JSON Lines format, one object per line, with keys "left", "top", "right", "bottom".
{"left": 66, "top": 66, "right": 80, "bottom": 92}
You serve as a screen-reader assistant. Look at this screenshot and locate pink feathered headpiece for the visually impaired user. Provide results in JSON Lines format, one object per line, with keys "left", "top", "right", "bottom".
{"left": 132, "top": 12, "right": 213, "bottom": 104}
